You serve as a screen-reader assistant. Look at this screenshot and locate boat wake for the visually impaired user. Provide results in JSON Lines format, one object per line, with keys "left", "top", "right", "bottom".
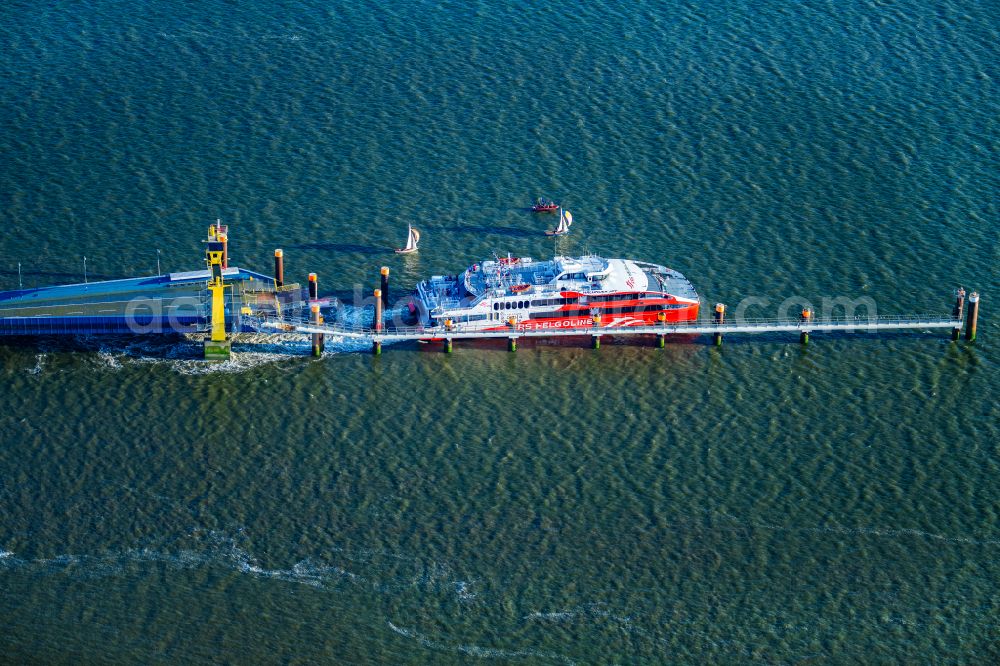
{"left": 16, "top": 329, "right": 381, "bottom": 376}
{"left": 0, "top": 528, "right": 480, "bottom": 603}
{"left": 0, "top": 530, "right": 364, "bottom": 589}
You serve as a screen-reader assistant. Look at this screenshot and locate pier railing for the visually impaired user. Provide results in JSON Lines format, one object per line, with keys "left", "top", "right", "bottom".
{"left": 245, "top": 313, "right": 962, "bottom": 341}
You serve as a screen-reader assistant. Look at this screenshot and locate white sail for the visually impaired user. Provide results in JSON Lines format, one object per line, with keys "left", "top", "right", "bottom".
{"left": 406, "top": 226, "right": 419, "bottom": 250}
{"left": 554, "top": 209, "right": 572, "bottom": 234}
{"left": 545, "top": 209, "right": 573, "bottom": 236}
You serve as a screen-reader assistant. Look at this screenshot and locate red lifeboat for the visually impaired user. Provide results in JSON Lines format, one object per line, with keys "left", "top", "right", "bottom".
{"left": 531, "top": 198, "right": 559, "bottom": 212}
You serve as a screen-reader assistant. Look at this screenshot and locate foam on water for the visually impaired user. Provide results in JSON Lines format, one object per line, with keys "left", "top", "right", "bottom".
{"left": 387, "top": 621, "right": 576, "bottom": 665}
{"left": 707, "top": 510, "right": 1000, "bottom": 546}
{"left": 15, "top": 331, "right": 382, "bottom": 377}
{"left": 26, "top": 355, "right": 45, "bottom": 375}
{"left": 0, "top": 532, "right": 366, "bottom": 591}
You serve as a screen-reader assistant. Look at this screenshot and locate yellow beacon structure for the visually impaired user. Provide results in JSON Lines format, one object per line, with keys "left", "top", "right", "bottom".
{"left": 203, "top": 223, "right": 231, "bottom": 360}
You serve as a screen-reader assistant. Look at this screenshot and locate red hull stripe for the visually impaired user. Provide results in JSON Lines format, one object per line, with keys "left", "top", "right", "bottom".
{"left": 483, "top": 305, "right": 700, "bottom": 332}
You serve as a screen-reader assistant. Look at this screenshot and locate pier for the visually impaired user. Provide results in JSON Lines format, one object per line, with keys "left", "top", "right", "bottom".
{"left": 247, "top": 312, "right": 966, "bottom": 351}
{"left": 0, "top": 226, "right": 981, "bottom": 357}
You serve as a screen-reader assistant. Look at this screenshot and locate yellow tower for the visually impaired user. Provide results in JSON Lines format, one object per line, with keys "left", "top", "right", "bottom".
{"left": 203, "top": 226, "right": 231, "bottom": 360}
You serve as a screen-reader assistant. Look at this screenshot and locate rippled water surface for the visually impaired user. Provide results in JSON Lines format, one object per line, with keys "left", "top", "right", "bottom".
{"left": 1, "top": 0, "right": 997, "bottom": 663}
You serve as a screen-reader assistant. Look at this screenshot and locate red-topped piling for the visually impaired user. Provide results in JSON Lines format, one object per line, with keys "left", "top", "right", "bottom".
{"left": 713, "top": 303, "right": 725, "bottom": 346}
{"left": 310, "top": 304, "right": 323, "bottom": 357}
{"left": 952, "top": 288, "right": 966, "bottom": 341}
{"left": 380, "top": 267, "right": 390, "bottom": 308}
{"left": 308, "top": 272, "right": 318, "bottom": 300}
{"left": 965, "top": 292, "right": 980, "bottom": 342}
{"left": 373, "top": 292, "right": 382, "bottom": 356}
{"left": 274, "top": 249, "right": 284, "bottom": 287}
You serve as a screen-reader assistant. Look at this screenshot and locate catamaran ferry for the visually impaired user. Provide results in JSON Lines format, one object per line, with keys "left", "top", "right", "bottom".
{"left": 407, "top": 254, "right": 700, "bottom": 333}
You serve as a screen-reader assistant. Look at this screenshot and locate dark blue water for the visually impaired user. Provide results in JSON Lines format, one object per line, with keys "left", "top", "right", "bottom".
{"left": 1, "top": 1, "right": 997, "bottom": 662}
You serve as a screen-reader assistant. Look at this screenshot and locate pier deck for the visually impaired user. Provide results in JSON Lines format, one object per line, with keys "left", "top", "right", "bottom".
{"left": 0, "top": 267, "right": 274, "bottom": 336}
{"left": 250, "top": 314, "right": 963, "bottom": 343}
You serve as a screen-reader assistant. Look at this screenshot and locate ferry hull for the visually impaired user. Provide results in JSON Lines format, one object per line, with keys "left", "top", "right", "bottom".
{"left": 410, "top": 253, "right": 701, "bottom": 342}
{"left": 419, "top": 303, "right": 699, "bottom": 340}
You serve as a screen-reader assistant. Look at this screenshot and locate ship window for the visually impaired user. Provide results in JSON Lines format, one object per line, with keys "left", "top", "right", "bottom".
{"left": 493, "top": 302, "right": 499, "bottom": 311}
{"left": 504, "top": 301, "right": 510, "bottom": 310}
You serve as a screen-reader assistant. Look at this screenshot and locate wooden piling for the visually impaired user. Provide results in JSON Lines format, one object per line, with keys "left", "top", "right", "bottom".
{"left": 713, "top": 303, "right": 725, "bottom": 346}
{"left": 274, "top": 249, "right": 284, "bottom": 287}
{"left": 372, "top": 339, "right": 381, "bottom": 355}
{"left": 800, "top": 308, "right": 812, "bottom": 344}
{"left": 952, "top": 288, "right": 966, "bottom": 341}
{"left": 308, "top": 272, "right": 318, "bottom": 300}
{"left": 508, "top": 337, "right": 517, "bottom": 352}
{"left": 310, "top": 304, "right": 323, "bottom": 357}
{"left": 965, "top": 292, "right": 979, "bottom": 341}
{"left": 380, "top": 267, "right": 390, "bottom": 308}
{"left": 373, "top": 289, "right": 383, "bottom": 333}
{"left": 444, "top": 338, "right": 453, "bottom": 353}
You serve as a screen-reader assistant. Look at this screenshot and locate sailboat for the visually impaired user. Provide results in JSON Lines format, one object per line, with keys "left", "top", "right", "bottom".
{"left": 545, "top": 209, "right": 573, "bottom": 236}
{"left": 395, "top": 224, "right": 420, "bottom": 254}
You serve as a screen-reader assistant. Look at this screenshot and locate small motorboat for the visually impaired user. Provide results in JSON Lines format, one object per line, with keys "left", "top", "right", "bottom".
{"left": 545, "top": 209, "right": 573, "bottom": 236}
{"left": 531, "top": 198, "right": 559, "bottom": 212}
{"left": 395, "top": 224, "right": 420, "bottom": 254}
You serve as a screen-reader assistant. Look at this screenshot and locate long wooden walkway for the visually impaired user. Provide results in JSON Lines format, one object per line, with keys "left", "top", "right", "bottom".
{"left": 248, "top": 314, "right": 962, "bottom": 342}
